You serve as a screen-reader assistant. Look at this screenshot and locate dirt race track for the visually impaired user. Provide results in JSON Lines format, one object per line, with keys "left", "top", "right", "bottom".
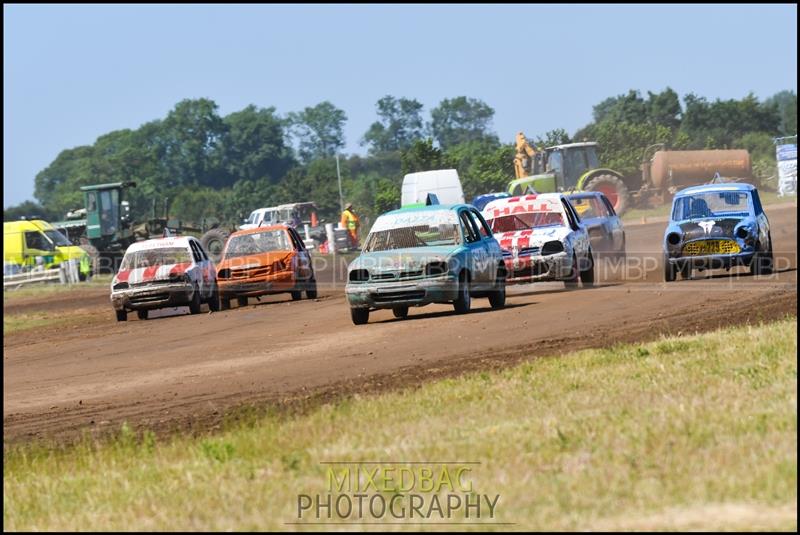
{"left": 4, "top": 204, "right": 797, "bottom": 444}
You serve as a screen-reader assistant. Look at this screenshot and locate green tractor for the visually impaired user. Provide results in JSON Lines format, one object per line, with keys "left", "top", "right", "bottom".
{"left": 53, "top": 181, "right": 207, "bottom": 272}
{"left": 511, "top": 133, "right": 630, "bottom": 214}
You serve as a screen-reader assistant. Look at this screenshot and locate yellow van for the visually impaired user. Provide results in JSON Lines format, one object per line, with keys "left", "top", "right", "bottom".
{"left": 3, "top": 220, "right": 91, "bottom": 278}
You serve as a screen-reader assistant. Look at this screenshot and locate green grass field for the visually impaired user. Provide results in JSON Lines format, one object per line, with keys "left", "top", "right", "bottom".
{"left": 4, "top": 318, "right": 797, "bottom": 531}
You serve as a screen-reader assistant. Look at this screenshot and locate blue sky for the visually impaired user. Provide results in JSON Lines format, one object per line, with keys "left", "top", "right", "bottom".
{"left": 4, "top": 4, "right": 797, "bottom": 207}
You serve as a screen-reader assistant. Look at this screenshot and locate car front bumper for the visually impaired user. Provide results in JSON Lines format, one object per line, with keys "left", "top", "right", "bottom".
{"left": 346, "top": 274, "right": 458, "bottom": 310}
{"left": 504, "top": 252, "right": 571, "bottom": 284}
{"left": 218, "top": 271, "right": 296, "bottom": 297}
{"left": 111, "top": 281, "right": 195, "bottom": 311}
{"left": 667, "top": 251, "right": 756, "bottom": 269}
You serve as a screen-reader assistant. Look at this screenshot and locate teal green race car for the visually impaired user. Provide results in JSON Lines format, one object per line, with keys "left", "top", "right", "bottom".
{"left": 345, "top": 204, "right": 507, "bottom": 324}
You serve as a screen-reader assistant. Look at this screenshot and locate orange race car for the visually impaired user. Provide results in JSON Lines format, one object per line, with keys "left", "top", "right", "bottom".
{"left": 216, "top": 224, "right": 317, "bottom": 309}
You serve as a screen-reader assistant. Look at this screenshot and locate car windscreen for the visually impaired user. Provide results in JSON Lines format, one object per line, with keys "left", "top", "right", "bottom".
{"left": 225, "top": 229, "right": 291, "bottom": 257}
{"left": 120, "top": 247, "right": 192, "bottom": 270}
{"left": 672, "top": 191, "right": 750, "bottom": 220}
{"left": 363, "top": 210, "right": 461, "bottom": 252}
{"left": 485, "top": 211, "right": 565, "bottom": 233}
{"left": 44, "top": 229, "right": 72, "bottom": 247}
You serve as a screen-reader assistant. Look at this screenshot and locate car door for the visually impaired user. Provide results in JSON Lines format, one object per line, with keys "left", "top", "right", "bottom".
{"left": 288, "top": 227, "right": 312, "bottom": 280}
{"left": 471, "top": 207, "right": 500, "bottom": 284}
{"left": 458, "top": 209, "right": 490, "bottom": 289}
{"left": 23, "top": 230, "right": 56, "bottom": 268}
{"left": 561, "top": 198, "right": 589, "bottom": 259}
{"left": 572, "top": 196, "right": 606, "bottom": 250}
{"left": 599, "top": 194, "right": 625, "bottom": 252}
{"left": 188, "top": 240, "right": 211, "bottom": 297}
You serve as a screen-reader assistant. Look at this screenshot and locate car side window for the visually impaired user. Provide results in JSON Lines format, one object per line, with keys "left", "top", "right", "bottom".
{"left": 196, "top": 241, "right": 209, "bottom": 261}
{"left": 561, "top": 200, "right": 580, "bottom": 231}
{"left": 25, "top": 231, "right": 54, "bottom": 251}
{"left": 459, "top": 211, "right": 480, "bottom": 244}
{"left": 599, "top": 195, "right": 617, "bottom": 216}
{"left": 188, "top": 241, "right": 202, "bottom": 263}
{"left": 751, "top": 191, "right": 763, "bottom": 215}
{"left": 470, "top": 209, "right": 492, "bottom": 238}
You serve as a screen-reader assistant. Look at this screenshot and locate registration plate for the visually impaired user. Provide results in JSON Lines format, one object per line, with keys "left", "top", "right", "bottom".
{"left": 682, "top": 240, "right": 740, "bottom": 256}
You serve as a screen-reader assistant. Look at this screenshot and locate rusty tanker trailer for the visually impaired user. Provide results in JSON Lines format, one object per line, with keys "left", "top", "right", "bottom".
{"left": 641, "top": 150, "right": 753, "bottom": 195}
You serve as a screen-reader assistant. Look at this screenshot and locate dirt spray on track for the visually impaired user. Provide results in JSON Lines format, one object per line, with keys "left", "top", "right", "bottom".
{"left": 3, "top": 204, "right": 797, "bottom": 444}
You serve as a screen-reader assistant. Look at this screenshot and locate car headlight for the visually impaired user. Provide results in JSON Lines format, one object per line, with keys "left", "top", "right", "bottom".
{"left": 735, "top": 225, "right": 753, "bottom": 239}
{"left": 541, "top": 241, "right": 564, "bottom": 255}
{"left": 425, "top": 261, "right": 448, "bottom": 276}
{"left": 349, "top": 269, "right": 369, "bottom": 282}
{"left": 667, "top": 232, "right": 682, "bottom": 246}
{"left": 218, "top": 268, "right": 231, "bottom": 279}
{"left": 113, "top": 282, "right": 129, "bottom": 290}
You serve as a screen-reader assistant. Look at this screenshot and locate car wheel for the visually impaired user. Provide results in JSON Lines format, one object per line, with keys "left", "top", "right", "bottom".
{"left": 488, "top": 266, "right": 506, "bottom": 309}
{"left": 664, "top": 255, "right": 676, "bottom": 282}
{"left": 237, "top": 296, "right": 248, "bottom": 308}
{"left": 116, "top": 310, "right": 128, "bottom": 322}
{"left": 221, "top": 296, "right": 231, "bottom": 311}
{"left": 680, "top": 262, "right": 691, "bottom": 280}
{"left": 351, "top": 308, "right": 369, "bottom": 325}
{"left": 579, "top": 250, "right": 595, "bottom": 287}
{"left": 189, "top": 286, "right": 202, "bottom": 314}
{"left": 393, "top": 306, "right": 409, "bottom": 319}
{"left": 137, "top": 309, "right": 148, "bottom": 321}
{"left": 305, "top": 277, "right": 318, "bottom": 299}
{"left": 564, "top": 253, "right": 579, "bottom": 289}
{"left": 453, "top": 271, "right": 471, "bottom": 314}
{"left": 207, "top": 283, "right": 220, "bottom": 312}
{"left": 290, "top": 290, "right": 303, "bottom": 301}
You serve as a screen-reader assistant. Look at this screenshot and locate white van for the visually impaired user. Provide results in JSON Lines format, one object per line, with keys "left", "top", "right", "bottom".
{"left": 401, "top": 169, "right": 465, "bottom": 206}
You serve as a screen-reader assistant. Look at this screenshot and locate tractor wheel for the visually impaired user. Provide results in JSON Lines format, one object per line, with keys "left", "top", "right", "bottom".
{"left": 199, "top": 228, "right": 230, "bottom": 263}
{"left": 584, "top": 174, "right": 630, "bottom": 215}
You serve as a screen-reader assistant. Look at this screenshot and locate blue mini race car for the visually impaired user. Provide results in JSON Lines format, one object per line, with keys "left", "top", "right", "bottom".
{"left": 663, "top": 183, "right": 773, "bottom": 281}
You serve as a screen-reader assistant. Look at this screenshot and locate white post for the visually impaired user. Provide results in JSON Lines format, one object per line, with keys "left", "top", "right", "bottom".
{"left": 304, "top": 223, "right": 311, "bottom": 241}
{"left": 336, "top": 153, "right": 344, "bottom": 213}
{"left": 325, "top": 223, "right": 336, "bottom": 253}
{"left": 59, "top": 264, "right": 67, "bottom": 284}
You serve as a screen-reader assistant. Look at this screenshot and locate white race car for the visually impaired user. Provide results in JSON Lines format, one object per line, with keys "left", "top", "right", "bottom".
{"left": 110, "top": 236, "right": 219, "bottom": 321}
{"left": 482, "top": 193, "right": 594, "bottom": 287}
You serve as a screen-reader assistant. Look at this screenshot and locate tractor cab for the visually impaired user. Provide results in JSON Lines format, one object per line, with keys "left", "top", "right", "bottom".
{"left": 542, "top": 143, "right": 601, "bottom": 190}
{"left": 81, "top": 181, "right": 135, "bottom": 242}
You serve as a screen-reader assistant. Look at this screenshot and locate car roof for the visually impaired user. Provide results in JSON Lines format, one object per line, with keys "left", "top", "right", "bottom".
{"left": 545, "top": 141, "right": 598, "bottom": 151}
{"left": 229, "top": 224, "right": 291, "bottom": 237}
{"left": 566, "top": 191, "right": 604, "bottom": 199}
{"left": 675, "top": 183, "right": 756, "bottom": 197}
{"left": 383, "top": 204, "right": 469, "bottom": 216}
{"left": 125, "top": 236, "right": 194, "bottom": 253}
{"left": 482, "top": 193, "right": 566, "bottom": 215}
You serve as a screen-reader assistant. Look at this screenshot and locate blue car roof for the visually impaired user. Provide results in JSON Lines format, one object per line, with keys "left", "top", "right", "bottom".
{"left": 384, "top": 203, "right": 469, "bottom": 216}
{"left": 675, "top": 183, "right": 756, "bottom": 197}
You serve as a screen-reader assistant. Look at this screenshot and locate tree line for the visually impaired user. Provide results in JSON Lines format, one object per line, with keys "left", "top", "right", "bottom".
{"left": 5, "top": 89, "right": 796, "bottom": 226}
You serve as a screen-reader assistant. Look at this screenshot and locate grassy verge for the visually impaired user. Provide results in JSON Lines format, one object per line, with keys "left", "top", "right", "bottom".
{"left": 3, "top": 275, "right": 112, "bottom": 302}
{"left": 3, "top": 310, "right": 101, "bottom": 336}
{"left": 621, "top": 189, "right": 796, "bottom": 223}
{"left": 4, "top": 318, "right": 797, "bottom": 531}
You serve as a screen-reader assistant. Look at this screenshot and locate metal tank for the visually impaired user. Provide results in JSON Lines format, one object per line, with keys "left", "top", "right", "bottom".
{"left": 645, "top": 150, "right": 752, "bottom": 190}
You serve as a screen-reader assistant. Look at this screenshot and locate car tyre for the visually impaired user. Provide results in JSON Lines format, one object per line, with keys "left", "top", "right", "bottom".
{"left": 680, "top": 262, "right": 691, "bottom": 280}
{"left": 564, "top": 253, "right": 580, "bottom": 289}
{"left": 664, "top": 255, "right": 676, "bottom": 282}
{"left": 453, "top": 272, "right": 472, "bottom": 314}
{"left": 351, "top": 308, "right": 369, "bottom": 325}
{"left": 305, "top": 277, "right": 318, "bottom": 299}
{"left": 116, "top": 310, "right": 128, "bottom": 322}
{"left": 221, "top": 296, "right": 231, "bottom": 311}
{"left": 207, "top": 282, "right": 220, "bottom": 312}
{"left": 579, "top": 250, "right": 595, "bottom": 287}
{"left": 237, "top": 296, "right": 248, "bottom": 308}
{"left": 290, "top": 289, "right": 303, "bottom": 301}
{"left": 137, "top": 309, "right": 148, "bottom": 320}
{"left": 189, "top": 286, "right": 202, "bottom": 314}
{"left": 393, "top": 306, "right": 409, "bottom": 319}
{"left": 488, "top": 266, "right": 506, "bottom": 309}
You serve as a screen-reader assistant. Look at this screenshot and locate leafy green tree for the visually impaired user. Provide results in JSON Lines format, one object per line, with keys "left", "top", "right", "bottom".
{"left": 764, "top": 90, "right": 797, "bottom": 136}
{"left": 160, "top": 98, "right": 227, "bottom": 188}
{"left": 429, "top": 96, "right": 497, "bottom": 149}
{"left": 4, "top": 201, "right": 57, "bottom": 222}
{"left": 288, "top": 101, "right": 347, "bottom": 162}
{"left": 534, "top": 129, "right": 571, "bottom": 148}
{"left": 401, "top": 138, "right": 455, "bottom": 176}
{"left": 446, "top": 140, "right": 514, "bottom": 200}
{"left": 361, "top": 96, "right": 425, "bottom": 153}
{"left": 680, "top": 92, "right": 780, "bottom": 149}
{"left": 34, "top": 145, "right": 96, "bottom": 218}
{"left": 581, "top": 121, "right": 676, "bottom": 176}
{"left": 222, "top": 105, "right": 295, "bottom": 186}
